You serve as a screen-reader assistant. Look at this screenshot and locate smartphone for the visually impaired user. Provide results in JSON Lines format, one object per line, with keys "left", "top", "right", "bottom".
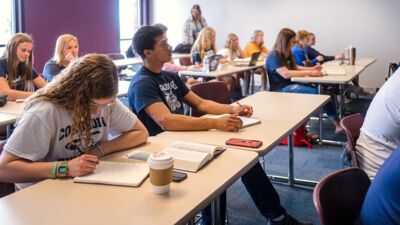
{"left": 172, "top": 171, "right": 187, "bottom": 182}
{"left": 225, "top": 138, "right": 263, "bottom": 148}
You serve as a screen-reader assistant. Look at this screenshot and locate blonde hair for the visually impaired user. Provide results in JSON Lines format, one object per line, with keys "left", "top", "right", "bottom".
{"left": 191, "top": 26, "right": 216, "bottom": 61}
{"left": 296, "top": 29, "right": 309, "bottom": 46}
{"left": 223, "top": 33, "right": 240, "bottom": 58}
{"left": 53, "top": 34, "right": 79, "bottom": 65}
{"left": 1, "top": 33, "right": 34, "bottom": 90}
{"left": 25, "top": 54, "right": 119, "bottom": 151}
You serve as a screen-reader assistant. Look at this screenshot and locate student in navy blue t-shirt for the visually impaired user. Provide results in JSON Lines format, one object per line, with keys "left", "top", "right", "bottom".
{"left": 128, "top": 25, "right": 312, "bottom": 225}
{"left": 265, "top": 28, "right": 343, "bottom": 133}
{"left": 0, "top": 33, "right": 47, "bottom": 100}
{"left": 357, "top": 146, "right": 400, "bottom": 225}
{"left": 292, "top": 30, "right": 324, "bottom": 67}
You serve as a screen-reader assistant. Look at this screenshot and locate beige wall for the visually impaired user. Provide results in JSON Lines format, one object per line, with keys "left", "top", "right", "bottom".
{"left": 151, "top": 0, "right": 400, "bottom": 89}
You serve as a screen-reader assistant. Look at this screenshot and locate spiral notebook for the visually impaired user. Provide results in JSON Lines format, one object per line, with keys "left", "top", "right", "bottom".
{"left": 73, "top": 161, "right": 149, "bottom": 187}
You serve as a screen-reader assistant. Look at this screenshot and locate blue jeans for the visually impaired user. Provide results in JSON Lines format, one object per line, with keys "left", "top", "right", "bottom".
{"left": 281, "top": 84, "right": 338, "bottom": 120}
{"left": 201, "top": 163, "right": 286, "bottom": 224}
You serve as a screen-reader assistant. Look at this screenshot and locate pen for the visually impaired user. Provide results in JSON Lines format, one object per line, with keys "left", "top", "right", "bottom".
{"left": 236, "top": 101, "right": 253, "bottom": 115}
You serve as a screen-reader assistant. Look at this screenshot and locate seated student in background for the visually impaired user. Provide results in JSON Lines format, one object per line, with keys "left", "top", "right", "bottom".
{"left": 305, "top": 32, "right": 343, "bottom": 63}
{"left": 357, "top": 145, "right": 400, "bottom": 225}
{"left": 191, "top": 26, "right": 236, "bottom": 94}
{"left": 243, "top": 30, "right": 268, "bottom": 91}
{"left": 43, "top": 34, "right": 79, "bottom": 81}
{"left": 355, "top": 68, "right": 400, "bottom": 179}
{"left": 291, "top": 30, "right": 324, "bottom": 67}
{"left": 266, "top": 28, "right": 343, "bottom": 133}
{"left": 128, "top": 25, "right": 312, "bottom": 225}
{"left": 0, "top": 54, "right": 148, "bottom": 190}
{"left": 155, "top": 23, "right": 199, "bottom": 87}
{"left": 218, "top": 33, "right": 248, "bottom": 94}
{"left": 0, "top": 33, "right": 47, "bottom": 100}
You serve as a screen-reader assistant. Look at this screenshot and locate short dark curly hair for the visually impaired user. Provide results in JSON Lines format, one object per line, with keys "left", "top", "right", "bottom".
{"left": 132, "top": 25, "right": 164, "bottom": 59}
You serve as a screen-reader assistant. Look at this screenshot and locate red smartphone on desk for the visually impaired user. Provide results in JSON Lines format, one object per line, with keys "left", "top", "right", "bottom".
{"left": 225, "top": 138, "right": 263, "bottom": 148}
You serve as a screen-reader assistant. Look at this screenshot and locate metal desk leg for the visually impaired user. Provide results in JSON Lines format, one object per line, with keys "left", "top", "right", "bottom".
{"left": 187, "top": 218, "right": 195, "bottom": 225}
{"left": 339, "top": 84, "right": 345, "bottom": 119}
{"left": 211, "top": 196, "right": 221, "bottom": 225}
{"left": 317, "top": 84, "right": 324, "bottom": 145}
{"left": 288, "top": 134, "right": 294, "bottom": 186}
{"left": 251, "top": 70, "right": 255, "bottom": 94}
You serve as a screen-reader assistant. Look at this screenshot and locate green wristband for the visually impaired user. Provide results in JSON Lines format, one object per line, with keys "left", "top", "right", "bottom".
{"left": 51, "top": 161, "right": 57, "bottom": 179}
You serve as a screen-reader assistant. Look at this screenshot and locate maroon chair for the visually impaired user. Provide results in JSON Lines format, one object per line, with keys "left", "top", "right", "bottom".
{"left": 340, "top": 113, "right": 365, "bottom": 167}
{"left": 190, "top": 81, "right": 231, "bottom": 117}
{"left": 0, "top": 140, "right": 15, "bottom": 198}
{"left": 179, "top": 56, "right": 192, "bottom": 66}
{"left": 313, "top": 167, "right": 371, "bottom": 225}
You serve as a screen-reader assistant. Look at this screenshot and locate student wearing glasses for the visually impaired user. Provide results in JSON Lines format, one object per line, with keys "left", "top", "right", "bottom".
{"left": 128, "top": 25, "right": 312, "bottom": 225}
{"left": 0, "top": 33, "right": 47, "bottom": 100}
{"left": 43, "top": 34, "right": 79, "bottom": 81}
{"left": 0, "top": 54, "right": 148, "bottom": 190}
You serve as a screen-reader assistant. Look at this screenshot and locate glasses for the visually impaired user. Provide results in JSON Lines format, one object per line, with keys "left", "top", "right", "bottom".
{"left": 90, "top": 98, "right": 115, "bottom": 109}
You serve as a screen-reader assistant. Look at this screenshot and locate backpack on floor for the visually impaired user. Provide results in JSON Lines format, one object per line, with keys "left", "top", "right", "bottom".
{"left": 280, "top": 124, "right": 313, "bottom": 149}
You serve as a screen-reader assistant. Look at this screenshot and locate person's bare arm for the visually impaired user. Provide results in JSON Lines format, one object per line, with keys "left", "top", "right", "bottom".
{"left": 144, "top": 100, "right": 242, "bottom": 132}
{"left": 32, "top": 76, "right": 48, "bottom": 89}
{"left": 0, "top": 77, "right": 33, "bottom": 100}
{"left": 276, "top": 66, "right": 322, "bottom": 79}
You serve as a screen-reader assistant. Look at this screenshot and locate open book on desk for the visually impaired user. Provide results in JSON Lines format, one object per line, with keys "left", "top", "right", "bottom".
{"left": 162, "top": 141, "right": 226, "bottom": 172}
{"left": 73, "top": 161, "right": 149, "bottom": 187}
{"left": 205, "top": 114, "right": 261, "bottom": 128}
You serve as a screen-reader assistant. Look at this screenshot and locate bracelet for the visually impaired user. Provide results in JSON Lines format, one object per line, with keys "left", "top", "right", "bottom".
{"left": 96, "top": 144, "right": 105, "bottom": 157}
{"left": 51, "top": 161, "right": 57, "bottom": 179}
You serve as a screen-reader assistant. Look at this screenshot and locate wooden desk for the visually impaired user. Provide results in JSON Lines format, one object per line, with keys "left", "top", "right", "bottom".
{"left": 178, "top": 61, "right": 264, "bottom": 79}
{"left": 323, "top": 57, "right": 376, "bottom": 67}
{"left": 0, "top": 80, "right": 131, "bottom": 127}
{"left": 0, "top": 138, "right": 258, "bottom": 225}
{"left": 117, "top": 80, "right": 130, "bottom": 97}
{"left": 291, "top": 58, "right": 376, "bottom": 144}
{"left": 113, "top": 54, "right": 191, "bottom": 68}
{"left": 157, "top": 92, "right": 329, "bottom": 186}
{"left": 158, "top": 92, "right": 329, "bottom": 156}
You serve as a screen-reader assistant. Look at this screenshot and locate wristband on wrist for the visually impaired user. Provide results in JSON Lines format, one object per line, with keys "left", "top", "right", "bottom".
{"left": 51, "top": 161, "right": 57, "bottom": 179}
{"left": 56, "top": 161, "right": 69, "bottom": 177}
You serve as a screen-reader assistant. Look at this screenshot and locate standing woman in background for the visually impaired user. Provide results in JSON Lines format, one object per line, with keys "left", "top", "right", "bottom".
{"left": 0, "top": 33, "right": 47, "bottom": 100}
{"left": 43, "top": 34, "right": 79, "bottom": 81}
{"left": 182, "top": 4, "right": 208, "bottom": 45}
{"left": 243, "top": 30, "right": 268, "bottom": 92}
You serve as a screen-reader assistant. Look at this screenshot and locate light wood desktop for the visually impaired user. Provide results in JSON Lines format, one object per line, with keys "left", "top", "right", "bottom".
{"left": 0, "top": 138, "right": 258, "bottom": 225}
{"left": 113, "top": 54, "right": 191, "bottom": 68}
{"left": 178, "top": 61, "right": 264, "bottom": 79}
{"left": 0, "top": 80, "right": 131, "bottom": 127}
{"left": 157, "top": 91, "right": 329, "bottom": 156}
{"left": 291, "top": 57, "right": 376, "bottom": 144}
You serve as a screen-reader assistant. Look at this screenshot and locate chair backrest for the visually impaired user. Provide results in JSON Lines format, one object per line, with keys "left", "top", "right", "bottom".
{"left": 340, "top": 113, "right": 365, "bottom": 167}
{"left": 190, "top": 81, "right": 231, "bottom": 117}
{"left": 179, "top": 56, "right": 192, "bottom": 66}
{"left": 314, "top": 167, "right": 371, "bottom": 225}
{"left": 0, "top": 140, "right": 15, "bottom": 198}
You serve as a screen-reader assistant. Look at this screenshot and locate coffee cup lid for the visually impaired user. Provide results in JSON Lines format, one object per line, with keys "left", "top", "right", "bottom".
{"left": 148, "top": 152, "right": 174, "bottom": 164}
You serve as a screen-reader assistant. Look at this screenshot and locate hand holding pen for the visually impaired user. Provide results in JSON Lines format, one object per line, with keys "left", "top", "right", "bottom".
{"left": 234, "top": 101, "right": 253, "bottom": 117}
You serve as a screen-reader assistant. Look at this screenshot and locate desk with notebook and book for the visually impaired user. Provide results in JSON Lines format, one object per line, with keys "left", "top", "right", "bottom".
{"left": 0, "top": 137, "right": 259, "bottom": 225}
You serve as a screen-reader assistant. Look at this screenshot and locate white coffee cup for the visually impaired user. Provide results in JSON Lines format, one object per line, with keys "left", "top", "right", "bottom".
{"left": 148, "top": 152, "right": 174, "bottom": 194}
